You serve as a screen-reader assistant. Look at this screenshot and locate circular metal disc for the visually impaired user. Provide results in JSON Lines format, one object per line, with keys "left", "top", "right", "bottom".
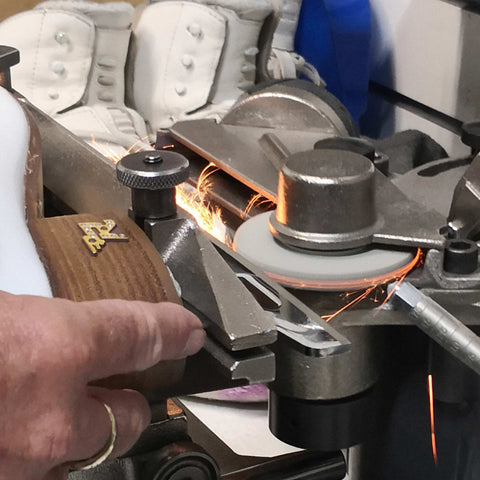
{"left": 233, "top": 213, "right": 415, "bottom": 291}
{"left": 221, "top": 81, "right": 356, "bottom": 136}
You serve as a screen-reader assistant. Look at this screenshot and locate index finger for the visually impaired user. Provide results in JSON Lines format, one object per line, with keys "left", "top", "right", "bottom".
{"left": 73, "top": 299, "right": 205, "bottom": 380}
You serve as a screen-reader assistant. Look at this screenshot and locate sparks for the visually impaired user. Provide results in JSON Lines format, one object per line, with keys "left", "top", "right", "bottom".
{"left": 93, "top": 137, "right": 227, "bottom": 243}
{"left": 323, "top": 286, "right": 376, "bottom": 322}
{"left": 322, "top": 249, "right": 422, "bottom": 322}
{"left": 89, "top": 135, "right": 150, "bottom": 163}
{"left": 428, "top": 374, "right": 439, "bottom": 467}
{"left": 175, "top": 163, "right": 227, "bottom": 243}
{"left": 243, "top": 193, "right": 274, "bottom": 218}
{"left": 196, "top": 162, "right": 220, "bottom": 188}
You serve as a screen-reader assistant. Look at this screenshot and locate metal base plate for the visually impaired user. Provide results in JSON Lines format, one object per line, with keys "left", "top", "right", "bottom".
{"left": 233, "top": 213, "right": 415, "bottom": 291}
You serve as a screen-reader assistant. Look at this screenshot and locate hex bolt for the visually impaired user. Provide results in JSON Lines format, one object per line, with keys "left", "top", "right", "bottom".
{"left": 116, "top": 150, "right": 189, "bottom": 224}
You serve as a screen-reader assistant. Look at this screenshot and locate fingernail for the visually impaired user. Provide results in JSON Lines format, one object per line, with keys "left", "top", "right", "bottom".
{"left": 183, "top": 328, "right": 206, "bottom": 356}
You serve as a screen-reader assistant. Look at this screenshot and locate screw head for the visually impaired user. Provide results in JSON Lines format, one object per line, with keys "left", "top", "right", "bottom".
{"left": 116, "top": 150, "right": 189, "bottom": 190}
{"left": 144, "top": 152, "right": 163, "bottom": 164}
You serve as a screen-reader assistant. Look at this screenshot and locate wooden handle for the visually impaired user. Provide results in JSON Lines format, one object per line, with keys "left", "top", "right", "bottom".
{"left": 21, "top": 98, "right": 185, "bottom": 398}
{"left": 22, "top": 100, "right": 178, "bottom": 304}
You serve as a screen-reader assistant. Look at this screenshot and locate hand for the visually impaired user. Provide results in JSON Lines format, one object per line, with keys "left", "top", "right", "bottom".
{"left": 0, "top": 292, "right": 205, "bottom": 480}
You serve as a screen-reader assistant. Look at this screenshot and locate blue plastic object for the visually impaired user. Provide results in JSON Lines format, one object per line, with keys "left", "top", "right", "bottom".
{"left": 294, "top": 0, "right": 371, "bottom": 124}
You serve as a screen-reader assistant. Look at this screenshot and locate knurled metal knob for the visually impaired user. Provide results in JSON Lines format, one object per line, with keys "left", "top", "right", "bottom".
{"left": 116, "top": 150, "right": 189, "bottom": 190}
{"left": 116, "top": 150, "right": 189, "bottom": 221}
{"left": 269, "top": 149, "right": 377, "bottom": 251}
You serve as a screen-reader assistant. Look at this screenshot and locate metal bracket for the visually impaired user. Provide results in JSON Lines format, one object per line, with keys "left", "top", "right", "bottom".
{"left": 0, "top": 46, "right": 20, "bottom": 91}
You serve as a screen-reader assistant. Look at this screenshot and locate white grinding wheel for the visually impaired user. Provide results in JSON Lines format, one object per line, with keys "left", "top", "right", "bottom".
{"left": 233, "top": 213, "right": 416, "bottom": 291}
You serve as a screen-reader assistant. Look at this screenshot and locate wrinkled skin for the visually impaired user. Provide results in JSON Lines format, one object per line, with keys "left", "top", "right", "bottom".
{"left": 0, "top": 292, "right": 205, "bottom": 480}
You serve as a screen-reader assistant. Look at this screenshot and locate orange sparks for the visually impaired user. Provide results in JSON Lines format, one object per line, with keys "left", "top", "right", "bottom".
{"left": 428, "top": 374, "right": 439, "bottom": 467}
{"left": 323, "top": 286, "right": 376, "bottom": 322}
{"left": 196, "top": 162, "right": 220, "bottom": 189}
{"left": 90, "top": 135, "right": 150, "bottom": 163}
{"left": 322, "top": 248, "right": 422, "bottom": 322}
{"left": 175, "top": 163, "right": 227, "bottom": 243}
{"left": 243, "top": 193, "right": 274, "bottom": 218}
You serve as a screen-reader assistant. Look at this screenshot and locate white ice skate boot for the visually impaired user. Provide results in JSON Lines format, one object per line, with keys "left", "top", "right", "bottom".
{"left": 268, "top": 0, "right": 322, "bottom": 85}
{"left": 0, "top": 1, "right": 150, "bottom": 157}
{"left": 130, "top": 0, "right": 272, "bottom": 132}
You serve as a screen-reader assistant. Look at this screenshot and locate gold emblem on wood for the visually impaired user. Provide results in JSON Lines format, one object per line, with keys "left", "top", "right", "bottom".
{"left": 78, "top": 220, "right": 129, "bottom": 255}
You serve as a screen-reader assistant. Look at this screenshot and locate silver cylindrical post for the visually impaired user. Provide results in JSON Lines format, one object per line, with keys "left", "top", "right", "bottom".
{"left": 269, "top": 149, "right": 377, "bottom": 251}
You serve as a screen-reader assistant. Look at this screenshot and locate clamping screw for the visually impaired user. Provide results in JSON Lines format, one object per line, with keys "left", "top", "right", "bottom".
{"left": 116, "top": 150, "right": 189, "bottom": 223}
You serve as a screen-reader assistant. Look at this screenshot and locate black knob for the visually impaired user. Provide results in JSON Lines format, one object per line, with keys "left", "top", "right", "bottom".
{"left": 143, "top": 441, "right": 220, "bottom": 480}
{"left": 461, "top": 121, "right": 480, "bottom": 151}
{"left": 117, "top": 150, "right": 189, "bottom": 190}
{"left": 116, "top": 150, "right": 189, "bottom": 222}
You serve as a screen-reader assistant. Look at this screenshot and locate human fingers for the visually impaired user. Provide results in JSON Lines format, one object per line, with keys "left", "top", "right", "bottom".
{"left": 70, "top": 386, "right": 150, "bottom": 466}
{"left": 0, "top": 294, "right": 202, "bottom": 479}
{"left": 43, "top": 465, "right": 69, "bottom": 480}
{"left": 76, "top": 300, "right": 205, "bottom": 381}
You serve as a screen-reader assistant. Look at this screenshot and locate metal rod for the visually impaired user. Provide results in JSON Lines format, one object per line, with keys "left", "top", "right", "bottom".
{"left": 390, "top": 281, "right": 480, "bottom": 376}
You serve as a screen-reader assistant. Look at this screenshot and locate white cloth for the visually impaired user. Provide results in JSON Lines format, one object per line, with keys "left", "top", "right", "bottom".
{"left": 0, "top": 87, "right": 52, "bottom": 297}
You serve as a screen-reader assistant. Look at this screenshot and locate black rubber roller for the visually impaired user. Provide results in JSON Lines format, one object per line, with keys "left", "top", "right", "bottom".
{"left": 143, "top": 441, "right": 220, "bottom": 480}
{"left": 269, "top": 388, "right": 377, "bottom": 451}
